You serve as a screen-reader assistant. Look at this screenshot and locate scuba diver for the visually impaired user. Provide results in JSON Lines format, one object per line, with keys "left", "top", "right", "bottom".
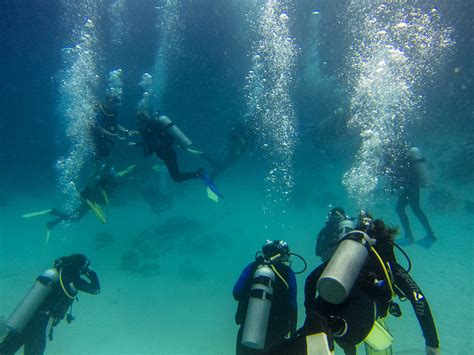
{"left": 295, "top": 211, "right": 440, "bottom": 355}
{"left": 315, "top": 207, "right": 355, "bottom": 262}
{"left": 22, "top": 162, "right": 135, "bottom": 244}
{"left": 0, "top": 254, "right": 100, "bottom": 355}
{"left": 233, "top": 240, "right": 306, "bottom": 354}
{"left": 206, "top": 117, "right": 256, "bottom": 179}
{"left": 91, "top": 94, "right": 138, "bottom": 161}
{"left": 388, "top": 145, "right": 436, "bottom": 247}
{"left": 133, "top": 111, "right": 205, "bottom": 183}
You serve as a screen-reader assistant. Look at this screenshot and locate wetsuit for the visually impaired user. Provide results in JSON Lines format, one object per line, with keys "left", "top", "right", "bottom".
{"left": 393, "top": 157, "right": 435, "bottom": 240}
{"left": 0, "top": 267, "right": 100, "bottom": 355}
{"left": 315, "top": 221, "right": 340, "bottom": 262}
{"left": 303, "top": 234, "right": 439, "bottom": 354}
{"left": 233, "top": 260, "right": 297, "bottom": 355}
{"left": 138, "top": 118, "right": 199, "bottom": 182}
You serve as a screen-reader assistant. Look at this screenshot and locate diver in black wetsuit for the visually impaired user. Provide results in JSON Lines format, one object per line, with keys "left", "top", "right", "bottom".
{"left": 301, "top": 214, "right": 440, "bottom": 355}
{"left": 315, "top": 207, "right": 353, "bottom": 262}
{"left": 134, "top": 112, "right": 203, "bottom": 182}
{"left": 390, "top": 147, "right": 436, "bottom": 244}
{"left": 233, "top": 240, "right": 298, "bottom": 355}
{"left": 205, "top": 118, "right": 257, "bottom": 179}
{"left": 91, "top": 95, "right": 137, "bottom": 161}
{"left": 0, "top": 254, "right": 100, "bottom": 355}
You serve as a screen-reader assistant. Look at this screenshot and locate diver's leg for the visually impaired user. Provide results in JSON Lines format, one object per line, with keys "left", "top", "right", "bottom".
{"left": 0, "top": 331, "right": 25, "bottom": 355}
{"left": 395, "top": 194, "right": 413, "bottom": 240}
{"left": 408, "top": 189, "right": 435, "bottom": 238}
{"left": 161, "top": 149, "right": 199, "bottom": 182}
{"left": 23, "top": 313, "right": 49, "bottom": 355}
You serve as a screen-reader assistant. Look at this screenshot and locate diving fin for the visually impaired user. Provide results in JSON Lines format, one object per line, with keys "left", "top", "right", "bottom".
{"left": 364, "top": 320, "right": 393, "bottom": 353}
{"left": 186, "top": 148, "right": 204, "bottom": 155}
{"left": 82, "top": 198, "right": 107, "bottom": 224}
{"left": 152, "top": 164, "right": 162, "bottom": 173}
{"left": 416, "top": 236, "right": 437, "bottom": 249}
{"left": 22, "top": 209, "right": 53, "bottom": 218}
{"left": 99, "top": 188, "right": 110, "bottom": 210}
{"left": 117, "top": 164, "right": 136, "bottom": 177}
{"left": 45, "top": 226, "right": 52, "bottom": 247}
{"left": 201, "top": 171, "right": 223, "bottom": 201}
{"left": 396, "top": 238, "right": 414, "bottom": 247}
{"left": 207, "top": 187, "right": 219, "bottom": 203}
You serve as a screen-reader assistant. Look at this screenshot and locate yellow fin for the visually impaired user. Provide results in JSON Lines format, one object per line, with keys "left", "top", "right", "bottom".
{"left": 117, "top": 164, "right": 136, "bottom": 177}
{"left": 45, "top": 226, "right": 51, "bottom": 247}
{"left": 99, "top": 188, "right": 110, "bottom": 210}
{"left": 152, "top": 164, "right": 162, "bottom": 173}
{"left": 207, "top": 187, "right": 219, "bottom": 203}
{"left": 364, "top": 320, "right": 393, "bottom": 352}
{"left": 83, "top": 199, "right": 107, "bottom": 224}
{"left": 187, "top": 148, "right": 204, "bottom": 155}
{"left": 22, "top": 209, "right": 53, "bottom": 218}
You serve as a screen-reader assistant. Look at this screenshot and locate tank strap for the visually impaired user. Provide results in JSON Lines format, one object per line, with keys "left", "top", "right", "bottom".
{"left": 252, "top": 275, "right": 273, "bottom": 287}
{"left": 250, "top": 288, "right": 273, "bottom": 301}
{"left": 163, "top": 122, "right": 175, "bottom": 130}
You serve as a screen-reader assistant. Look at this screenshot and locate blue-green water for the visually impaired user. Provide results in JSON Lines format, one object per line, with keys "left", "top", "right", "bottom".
{"left": 0, "top": 0, "right": 473, "bottom": 354}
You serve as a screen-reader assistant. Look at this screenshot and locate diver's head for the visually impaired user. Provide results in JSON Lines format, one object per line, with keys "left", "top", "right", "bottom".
{"left": 103, "top": 95, "right": 121, "bottom": 113}
{"left": 356, "top": 209, "right": 374, "bottom": 232}
{"left": 327, "top": 207, "right": 346, "bottom": 223}
{"left": 262, "top": 240, "right": 290, "bottom": 262}
{"left": 55, "top": 254, "right": 91, "bottom": 275}
{"left": 136, "top": 111, "right": 152, "bottom": 126}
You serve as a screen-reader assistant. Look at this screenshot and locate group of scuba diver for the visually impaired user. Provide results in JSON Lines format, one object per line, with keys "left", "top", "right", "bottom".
{"left": 21, "top": 90, "right": 254, "bottom": 243}
{"left": 8, "top": 76, "right": 441, "bottom": 354}
{"left": 233, "top": 209, "right": 439, "bottom": 355}
{"left": 1, "top": 209, "right": 439, "bottom": 355}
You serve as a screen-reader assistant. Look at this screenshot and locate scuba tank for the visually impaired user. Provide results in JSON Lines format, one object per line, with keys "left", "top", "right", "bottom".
{"left": 156, "top": 115, "right": 192, "bottom": 149}
{"left": 408, "top": 147, "right": 433, "bottom": 187}
{"left": 241, "top": 264, "right": 276, "bottom": 349}
{"left": 338, "top": 219, "right": 355, "bottom": 240}
{"left": 317, "top": 230, "right": 374, "bottom": 304}
{"left": 323, "top": 218, "right": 356, "bottom": 261}
{"left": 5, "top": 268, "right": 59, "bottom": 333}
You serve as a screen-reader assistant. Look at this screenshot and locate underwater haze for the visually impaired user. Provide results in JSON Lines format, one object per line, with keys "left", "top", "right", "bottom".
{"left": 0, "top": 0, "right": 473, "bottom": 354}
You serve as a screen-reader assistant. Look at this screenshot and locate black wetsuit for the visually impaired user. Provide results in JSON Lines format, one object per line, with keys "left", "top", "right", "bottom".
{"left": 303, "top": 235, "right": 439, "bottom": 354}
{"left": 138, "top": 119, "right": 199, "bottom": 182}
{"left": 233, "top": 261, "right": 297, "bottom": 354}
{"left": 0, "top": 267, "right": 100, "bottom": 355}
{"left": 315, "top": 221, "right": 340, "bottom": 262}
{"left": 393, "top": 158, "right": 434, "bottom": 240}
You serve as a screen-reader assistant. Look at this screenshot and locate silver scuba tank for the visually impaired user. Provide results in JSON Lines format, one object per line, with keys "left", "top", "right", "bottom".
{"left": 5, "top": 268, "right": 59, "bottom": 333}
{"left": 156, "top": 115, "right": 192, "bottom": 149}
{"left": 323, "top": 219, "right": 356, "bottom": 261}
{"left": 338, "top": 219, "right": 355, "bottom": 240}
{"left": 317, "top": 231, "right": 373, "bottom": 304}
{"left": 408, "top": 147, "right": 433, "bottom": 187}
{"left": 241, "top": 264, "right": 276, "bottom": 349}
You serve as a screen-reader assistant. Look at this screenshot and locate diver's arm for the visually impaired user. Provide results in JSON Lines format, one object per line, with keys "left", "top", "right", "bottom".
{"left": 392, "top": 263, "right": 439, "bottom": 349}
{"left": 75, "top": 269, "right": 100, "bottom": 295}
{"left": 232, "top": 263, "right": 254, "bottom": 301}
{"left": 304, "top": 264, "right": 325, "bottom": 315}
{"left": 288, "top": 270, "right": 298, "bottom": 334}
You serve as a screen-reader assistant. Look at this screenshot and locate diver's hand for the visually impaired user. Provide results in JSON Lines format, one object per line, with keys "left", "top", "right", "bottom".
{"left": 426, "top": 346, "right": 440, "bottom": 355}
{"left": 128, "top": 142, "right": 137, "bottom": 147}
